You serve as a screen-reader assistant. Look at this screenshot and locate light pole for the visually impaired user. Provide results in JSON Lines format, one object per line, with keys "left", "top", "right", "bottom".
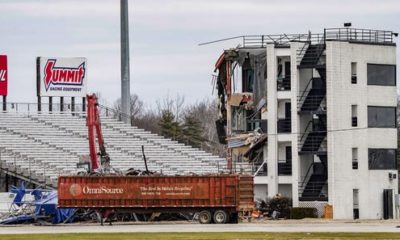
{"left": 121, "top": 0, "right": 131, "bottom": 123}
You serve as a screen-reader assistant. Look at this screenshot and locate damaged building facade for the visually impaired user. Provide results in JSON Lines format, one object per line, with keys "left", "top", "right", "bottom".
{"left": 212, "top": 27, "right": 398, "bottom": 219}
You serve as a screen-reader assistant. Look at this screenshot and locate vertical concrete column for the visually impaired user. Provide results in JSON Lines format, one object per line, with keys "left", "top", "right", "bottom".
{"left": 266, "top": 44, "right": 278, "bottom": 198}
{"left": 226, "top": 104, "right": 232, "bottom": 172}
{"left": 290, "top": 42, "right": 300, "bottom": 206}
{"left": 325, "top": 43, "right": 335, "bottom": 213}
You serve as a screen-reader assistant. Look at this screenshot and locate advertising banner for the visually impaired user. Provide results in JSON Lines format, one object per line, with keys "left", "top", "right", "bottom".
{"left": 37, "top": 57, "right": 87, "bottom": 97}
{"left": 0, "top": 55, "right": 8, "bottom": 96}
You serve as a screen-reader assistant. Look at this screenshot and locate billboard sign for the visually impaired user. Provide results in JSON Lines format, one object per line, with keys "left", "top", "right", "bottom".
{"left": 37, "top": 57, "right": 87, "bottom": 97}
{"left": 0, "top": 55, "right": 7, "bottom": 96}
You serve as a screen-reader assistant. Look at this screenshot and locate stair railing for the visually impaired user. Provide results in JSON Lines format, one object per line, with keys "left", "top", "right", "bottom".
{"left": 298, "top": 120, "right": 313, "bottom": 148}
{"left": 299, "top": 162, "right": 316, "bottom": 193}
{"left": 297, "top": 77, "right": 314, "bottom": 110}
{"left": 253, "top": 160, "right": 268, "bottom": 176}
{"left": 296, "top": 42, "right": 310, "bottom": 65}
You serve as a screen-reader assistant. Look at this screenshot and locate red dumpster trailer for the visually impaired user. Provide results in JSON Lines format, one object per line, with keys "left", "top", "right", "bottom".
{"left": 58, "top": 174, "right": 253, "bottom": 224}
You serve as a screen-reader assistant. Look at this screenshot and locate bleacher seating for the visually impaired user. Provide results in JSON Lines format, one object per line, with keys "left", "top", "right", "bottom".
{"left": 0, "top": 111, "right": 227, "bottom": 188}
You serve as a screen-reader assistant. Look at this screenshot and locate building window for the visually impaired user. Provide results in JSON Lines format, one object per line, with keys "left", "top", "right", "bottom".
{"left": 351, "top": 105, "right": 358, "bottom": 127}
{"left": 368, "top": 106, "right": 396, "bottom": 128}
{"left": 242, "top": 58, "right": 254, "bottom": 92}
{"left": 353, "top": 189, "right": 359, "bottom": 219}
{"left": 368, "top": 149, "right": 397, "bottom": 170}
{"left": 352, "top": 148, "right": 358, "bottom": 169}
{"left": 351, "top": 62, "right": 357, "bottom": 84}
{"left": 367, "top": 64, "right": 396, "bottom": 86}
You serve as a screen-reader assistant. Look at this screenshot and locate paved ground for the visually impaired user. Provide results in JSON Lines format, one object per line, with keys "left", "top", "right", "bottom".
{"left": 0, "top": 220, "right": 400, "bottom": 234}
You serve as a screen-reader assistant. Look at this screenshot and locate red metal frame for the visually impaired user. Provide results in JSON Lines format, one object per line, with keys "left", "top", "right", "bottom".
{"left": 86, "top": 94, "right": 107, "bottom": 171}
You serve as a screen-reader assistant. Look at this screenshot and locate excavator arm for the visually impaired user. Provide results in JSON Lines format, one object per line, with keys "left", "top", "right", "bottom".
{"left": 86, "top": 94, "right": 110, "bottom": 172}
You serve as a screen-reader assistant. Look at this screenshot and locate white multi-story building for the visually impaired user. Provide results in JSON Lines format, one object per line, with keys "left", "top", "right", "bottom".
{"left": 213, "top": 27, "right": 398, "bottom": 219}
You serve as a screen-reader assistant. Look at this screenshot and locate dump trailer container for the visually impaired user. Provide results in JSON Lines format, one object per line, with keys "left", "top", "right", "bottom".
{"left": 58, "top": 174, "right": 253, "bottom": 224}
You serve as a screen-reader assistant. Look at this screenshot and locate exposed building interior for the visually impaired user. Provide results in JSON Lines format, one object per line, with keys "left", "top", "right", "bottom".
{"left": 212, "top": 27, "right": 398, "bottom": 219}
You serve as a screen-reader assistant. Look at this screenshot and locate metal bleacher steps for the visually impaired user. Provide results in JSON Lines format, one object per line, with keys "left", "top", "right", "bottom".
{"left": 0, "top": 111, "right": 227, "bottom": 188}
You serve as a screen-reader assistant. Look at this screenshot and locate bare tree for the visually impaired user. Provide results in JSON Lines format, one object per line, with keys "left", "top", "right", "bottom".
{"left": 184, "top": 99, "right": 225, "bottom": 157}
{"left": 156, "top": 93, "right": 186, "bottom": 122}
{"left": 134, "top": 110, "right": 161, "bottom": 134}
{"left": 114, "top": 94, "right": 144, "bottom": 120}
{"left": 112, "top": 93, "right": 225, "bottom": 157}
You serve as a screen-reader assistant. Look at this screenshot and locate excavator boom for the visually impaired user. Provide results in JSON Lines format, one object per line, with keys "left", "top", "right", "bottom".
{"left": 86, "top": 94, "right": 108, "bottom": 172}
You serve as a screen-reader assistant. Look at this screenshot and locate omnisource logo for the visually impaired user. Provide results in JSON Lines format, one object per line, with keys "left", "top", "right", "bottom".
{"left": 82, "top": 186, "right": 124, "bottom": 194}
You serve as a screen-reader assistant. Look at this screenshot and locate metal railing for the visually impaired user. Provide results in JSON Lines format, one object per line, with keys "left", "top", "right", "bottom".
{"left": 277, "top": 118, "right": 292, "bottom": 133}
{"left": 0, "top": 102, "right": 85, "bottom": 114}
{"left": 298, "top": 119, "right": 327, "bottom": 153}
{"left": 297, "top": 94, "right": 326, "bottom": 112}
{"left": 278, "top": 161, "right": 292, "bottom": 175}
{"left": 200, "top": 28, "right": 395, "bottom": 49}
{"left": 199, "top": 33, "right": 325, "bottom": 48}
{"left": 298, "top": 162, "right": 327, "bottom": 198}
{"left": 298, "top": 181, "right": 328, "bottom": 200}
{"left": 297, "top": 77, "right": 326, "bottom": 112}
{"left": 252, "top": 161, "right": 268, "bottom": 176}
{"left": 277, "top": 76, "right": 291, "bottom": 91}
{"left": 324, "top": 28, "right": 395, "bottom": 44}
{"left": 242, "top": 33, "right": 325, "bottom": 47}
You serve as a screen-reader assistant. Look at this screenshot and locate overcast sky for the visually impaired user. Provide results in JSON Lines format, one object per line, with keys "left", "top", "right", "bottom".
{"left": 0, "top": 0, "right": 399, "bottom": 107}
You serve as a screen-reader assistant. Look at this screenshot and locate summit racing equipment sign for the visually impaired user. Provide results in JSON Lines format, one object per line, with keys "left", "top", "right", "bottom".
{"left": 0, "top": 55, "right": 7, "bottom": 96}
{"left": 37, "top": 57, "right": 87, "bottom": 97}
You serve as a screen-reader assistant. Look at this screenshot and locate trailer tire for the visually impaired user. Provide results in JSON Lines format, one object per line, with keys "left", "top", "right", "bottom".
{"left": 198, "top": 210, "right": 212, "bottom": 224}
{"left": 213, "top": 210, "right": 228, "bottom": 224}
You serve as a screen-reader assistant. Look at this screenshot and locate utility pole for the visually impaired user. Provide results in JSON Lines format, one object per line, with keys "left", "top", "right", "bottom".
{"left": 120, "top": 0, "right": 131, "bottom": 123}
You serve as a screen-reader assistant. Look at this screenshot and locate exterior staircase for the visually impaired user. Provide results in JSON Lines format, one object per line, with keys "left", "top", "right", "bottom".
{"left": 298, "top": 41, "right": 328, "bottom": 201}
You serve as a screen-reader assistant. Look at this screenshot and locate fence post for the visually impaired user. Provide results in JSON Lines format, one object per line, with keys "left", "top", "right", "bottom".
{"left": 60, "top": 97, "right": 64, "bottom": 112}
{"left": 2, "top": 96, "right": 6, "bottom": 112}
{"left": 82, "top": 97, "right": 86, "bottom": 112}
{"left": 43, "top": 166, "right": 46, "bottom": 189}
{"left": 29, "top": 157, "right": 31, "bottom": 180}
{"left": 49, "top": 96, "right": 53, "bottom": 113}
{"left": 38, "top": 96, "right": 41, "bottom": 112}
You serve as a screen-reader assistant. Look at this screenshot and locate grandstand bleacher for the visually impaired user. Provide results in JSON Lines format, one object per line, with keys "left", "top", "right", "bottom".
{"left": 0, "top": 105, "right": 227, "bottom": 188}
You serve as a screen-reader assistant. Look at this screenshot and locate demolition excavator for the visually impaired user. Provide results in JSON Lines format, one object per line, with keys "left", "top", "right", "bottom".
{"left": 84, "top": 93, "right": 151, "bottom": 175}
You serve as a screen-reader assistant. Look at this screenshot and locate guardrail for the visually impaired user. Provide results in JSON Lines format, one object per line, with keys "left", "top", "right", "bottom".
{"left": 200, "top": 28, "right": 396, "bottom": 48}
{"left": 325, "top": 28, "right": 395, "bottom": 44}
{"left": 0, "top": 102, "right": 85, "bottom": 114}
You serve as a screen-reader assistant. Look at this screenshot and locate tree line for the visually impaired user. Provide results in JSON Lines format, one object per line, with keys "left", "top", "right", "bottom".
{"left": 111, "top": 94, "right": 225, "bottom": 157}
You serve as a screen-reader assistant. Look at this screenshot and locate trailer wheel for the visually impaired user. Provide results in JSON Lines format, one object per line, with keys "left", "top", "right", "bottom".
{"left": 198, "top": 210, "right": 212, "bottom": 224}
{"left": 213, "top": 210, "right": 228, "bottom": 224}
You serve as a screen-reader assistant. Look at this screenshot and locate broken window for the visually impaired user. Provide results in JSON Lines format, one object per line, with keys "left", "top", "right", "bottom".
{"left": 231, "top": 107, "right": 247, "bottom": 132}
{"left": 242, "top": 58, "right": 254, "bottom": 92}
{"left": 231, "top": 107, "right": 261, "bottom": 133}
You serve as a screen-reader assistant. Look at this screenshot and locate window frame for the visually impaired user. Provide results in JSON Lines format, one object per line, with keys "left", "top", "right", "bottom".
{"left": 352, "top": 147, "right": 358, "bottom": 170}
{"left": 368, "top": 148, "right": 397, "bottom": 170}
{"left": 367, "top": 63, "right": 396, "bottom": 86}
{"left": 367, "top": 106, "right": 397, "bottom": 128}
{"left": 351, "top": 62, "right": 357, "bottom": 84}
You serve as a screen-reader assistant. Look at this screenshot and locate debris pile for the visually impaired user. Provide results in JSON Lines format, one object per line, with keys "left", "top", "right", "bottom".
{"left": 0, "top": 183, "right": 75, "bottom": 224}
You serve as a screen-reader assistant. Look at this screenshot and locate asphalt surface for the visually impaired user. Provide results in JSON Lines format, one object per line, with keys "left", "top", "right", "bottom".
{"left": 0, "top": 221, "right": 400, "bottom": 234}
